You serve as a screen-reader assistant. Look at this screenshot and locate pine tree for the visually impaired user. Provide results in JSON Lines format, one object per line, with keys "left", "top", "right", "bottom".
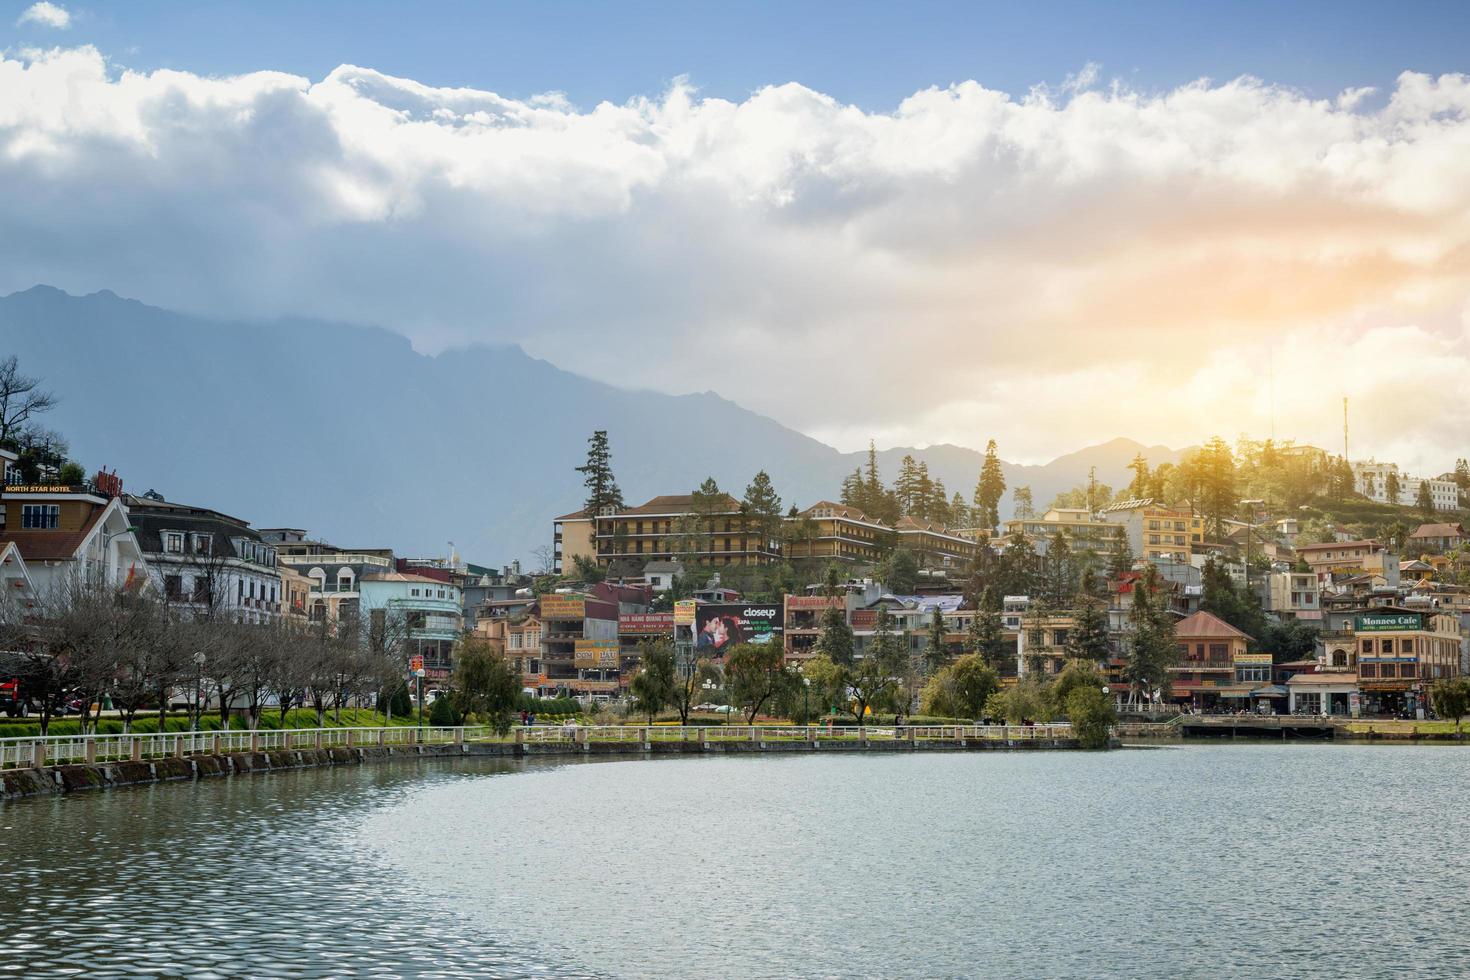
{"left": 692, "top": 477, "right": 725, "bottom": 559}
{"left": 1386, "top": 469, "right": 1401, "bottom": 505}
{"left": 1456, "top": 459, "right": 1470, "bottom": 494}
{"left": 1012, "top": 485, "right": 1035, "bottom": 520}
{"left": 816, "top": 604, "right": 854, "bottom": 666}
{"left": 869, "top": 606, "right": 903, "bottom": 671}
{"left": 1044, "top": 531, "right": 1076, "bottom": 606}
{"left": 895, "top": 455, "right": 922, "bottom": 516}
{"left": 1123, "top": 564, "right": 1177, "bottom": 703}
{"left": 840, "top": 468, "right": 863, "bottom": 507}
{"left": 967, "top": 587, "right": 1008, "bottom": 672}
{"left": 924, "top": 606, "right": 952, "bottom": 675}
{"left": 742, "top": 471, "right": 783, "bottom": 550}
{"left": 1066, "top": 598, "right": 1111, "bottom": 664}
{"left": 1416, "top": 478, "right": 1435, "bottom": 516}
{"left": 998, "top": 534, "right": 1038, "bottom": 598}
{"left": 1127, "top": 454, "right": 1151, "bottom": 500}
{"left": 949, "top": 491, "right": 971, "bottom": 528}
{"left": 1108, "top": 525, "right": 1134, "bottom": 579}
{"left": 974, "top": 439, "right": 1007, "bottom": 529}
{"left": 576, "top": 429, "right": 623, "bottom": 514}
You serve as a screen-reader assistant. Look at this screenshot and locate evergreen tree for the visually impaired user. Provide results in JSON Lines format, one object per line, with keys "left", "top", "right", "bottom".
{"left": 997, "top": 534, "right": 1038, "bottom": 598}
{"left": 816, "top": 604, "right": 854, "bottom": 666}
{"left": 1011, "top": 485, "right": 1035, "bottom": 520}
{"left": 882, "top": 548, "right": 919, "bottom": 594}
{"left": 1455, "top": 459, "right": 1470, "bottom": 497}
{"left": 967, "top": 587, "right": 1008, "bottom": 672}
{"left": 575, "top": 430, "right": 623, "bottom": 546}
{"left": 742, "top": 470, "right": 783, "bottom": 549}
{"left": 840, "top": 468, "right": 864, "bottom": 507}
{"left": 1127, "top": 454, "right": 1151, "bottom": 500}
{"left": 692, "top": 477, "right": 726, "bottom": 559}
{"left": 1108, "top": 525, "right": 1134, "bottom": 579}
{"left": 1043, "top": 531, "right": 1076, "bottom": 606}
{"left": 924, "top": 606, "right": 952, "bottom": 675}
{"left": 1416, "top": 478, "right": 1435, "bottom": 516}
{"left": 1123, "top": 565, "right": 1177, "bottom": 703}
{"left": 895, "top": 454, "right": 921, "bottom": 516}
{"left": 1066, "top": 598, "right": 1111, "bottom": 663}
{"left": 869, "top": 606, "right": 903, "bottom": 670}
{"left": 974, "top": 439, "right": 1006, "bottom": 529}
{"left": 927, "top": 477, "right": 951, "bottom": 525}
{"left": 949, "top": 491, "right": 971, "bottom": 528}
{"left": 1385, "top": 469, "right": 1401, "bottom": 504}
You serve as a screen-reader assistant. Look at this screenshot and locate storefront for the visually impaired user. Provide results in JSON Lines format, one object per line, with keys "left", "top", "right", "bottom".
{"left": 1286, "top": 673, "right": 1359, "bottom": 716}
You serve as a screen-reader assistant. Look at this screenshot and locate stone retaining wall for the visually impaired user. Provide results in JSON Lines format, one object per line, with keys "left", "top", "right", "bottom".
{"left": 1, "top": 736, "right": 1083, "bottom": 802}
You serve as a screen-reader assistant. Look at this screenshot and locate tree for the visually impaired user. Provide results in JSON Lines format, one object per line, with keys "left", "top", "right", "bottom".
{"left": 1189, "top": 437, "right": 1237, "bottom": 541}
{"left": 450, "top": 636, "right": 522, "bottom": 733}
{"left": 1066, "top": 599, "right": 1111, "bottom": 663}
{"left": 1108, "top": 525, "right": 1134, "bottom": 579}
{"left": 1416, "top": 479, "right": 1435, "bottom": 516}
{"left": 923, "top": 606, "right": 951, "bottom": 675}
{"left": 0, "top": 355, "right": 58, "bottom": 446}
{"left": 1122, "top": 565, "right": 1177, "bottom": 704}
{"left": 949, "top": 491, "right": 971, "bottom": 528}
{"left": 692, "top": 477, "right": 727, "bottom": 558}
{"left": 725, "top": 642, "right": 793, "bottom": 723}
{"left": 815, "top": 603, "right": 855, "bottom": 666}
{"left": 1042, "top": 531, "right": 1075, "bottom": 605}
{"left": 571, "top": 554, "right": 605, "bottom": 583}
{"left": 668, "top": 649, "right": 721, "bottom": 725}
{"left": 742, "top": 471, "right": 783, "bottom": 550}
{"left": 966, "top": 588, "right": 1008, "bottom": 672}
{"left": 575, "top": 430, "right": 623, "bottom": 540}
{"left": 845, "top": 654, "right": 902, "bottom": 724}
{"left": 996, "top": 534, "right": 1038, "bottom": 598}
{"left": 984, "top": 676, "right": 1053, "bottom": 724}
{"left": 920, "top": 654, "right": 999, "bottom": 719}
{"left": 881, "top": 548, "right": 919, "bottom": 594}
{"left": 801, "top": 654, "right": 846, "bottom": 719}
{"left": 1127, "top": 454, "right": 1151, "bottom": 500}
{"left": 974, "top": 439, "right": 1006, "bottom": 529}
{"left": 1385, "top": 469, "right": 1401, "bottom": 505}
{"left": 1429, "top": 677, "right": 1470, "bottom": 733}
{"left": 629, "top": 639, "right": 676, "bottom": 723}
{"left": 1066, "top": 687, "right": 1116, "bottom": 749}
{"left": 1011, "top": 485, "right": 1035, "bottom": 520}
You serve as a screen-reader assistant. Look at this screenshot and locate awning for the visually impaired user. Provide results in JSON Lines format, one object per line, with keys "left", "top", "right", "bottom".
{"left": 1251, "top": 685, "right": 1289, "bottom": 698}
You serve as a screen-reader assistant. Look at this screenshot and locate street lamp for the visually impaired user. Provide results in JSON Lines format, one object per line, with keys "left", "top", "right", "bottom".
{"left": 802, "top": 675, "right": 811, "bottom": 725}
{"left": 192, "top": 651, "right": 206, "bottom": 732}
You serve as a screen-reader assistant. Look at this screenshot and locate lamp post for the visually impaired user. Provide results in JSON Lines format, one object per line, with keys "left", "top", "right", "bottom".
{"left": 192, "top": 651, "right": 206, "bottom": 732}
{"left": 802, "top": 675, "right": 811, "bottom": 725}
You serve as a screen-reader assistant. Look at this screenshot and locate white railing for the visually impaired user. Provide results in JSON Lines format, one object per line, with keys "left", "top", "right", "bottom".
{"left": 0, "top": 723, "right": 1080, "bottom": 771}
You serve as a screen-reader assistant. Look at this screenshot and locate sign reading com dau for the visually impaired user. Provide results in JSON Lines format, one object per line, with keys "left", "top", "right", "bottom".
{"left": 574, "top": 639, "right": 619, "bottom": 669}
{"left": 1356, "top": 613, "right": 1423, "bottom": 632}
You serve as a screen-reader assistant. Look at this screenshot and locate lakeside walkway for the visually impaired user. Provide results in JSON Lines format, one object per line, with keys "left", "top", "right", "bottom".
{"left": 1, "top": 723, "right": 1082, "bottom": 799}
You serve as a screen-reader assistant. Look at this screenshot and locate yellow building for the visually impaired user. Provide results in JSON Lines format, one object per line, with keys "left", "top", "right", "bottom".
{"left": 555, "top": 494, "right": 781, "bottom": 570}
{"left": 783, "top": 501, "right": 891, "bottom": 564}
{"left": 1002, "top": 507, "right": 1125, "bottom": 558}
{"left": 893, "top": 515, "right": 979, "bottom": 570}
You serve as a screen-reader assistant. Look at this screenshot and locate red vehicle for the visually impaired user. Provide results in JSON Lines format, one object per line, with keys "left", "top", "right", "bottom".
{"left": 0, "top": 676, "right": 30, "bottom": 718}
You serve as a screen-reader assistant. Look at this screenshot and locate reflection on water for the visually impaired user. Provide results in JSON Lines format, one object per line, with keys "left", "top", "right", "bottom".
{"left": 3, "top": 746, "right": 1470, "bottom": 978}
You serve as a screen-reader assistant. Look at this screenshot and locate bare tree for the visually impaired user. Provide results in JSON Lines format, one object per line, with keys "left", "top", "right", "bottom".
{"left": 0, "top": 355, "right": 57, "bottom": 446}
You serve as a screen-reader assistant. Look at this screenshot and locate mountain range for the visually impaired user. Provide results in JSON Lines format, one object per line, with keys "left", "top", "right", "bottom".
{"left": 0, "top": 286, "right": 1185, "bottom": 564}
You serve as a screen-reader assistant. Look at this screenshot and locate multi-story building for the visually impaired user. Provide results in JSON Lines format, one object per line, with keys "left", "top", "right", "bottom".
{"left": 537, "top": 592, "right": 620, "bottom": 699}
{"left": 1354, "top": 608, "right": 1463, "bottom": 716}
{"left": 1168, "top": 611, "right": 1252, "bottom": 710}
{"left": 260, "top": 527, "right": 395, "bottom": 625}
{"left": 1004, "top": 507, "right": 1128, "bottom": 558}
{"left": 126, "top": 494, "right": 281, "bottom": 623}
{"left": 1296, "top": 539, "right": 1392, "bottom": 578}
{"left": 0, "top": 480, "right": 148, "bottom": 595}
{"left": 784, "top": 501, "right": 891, "bottom": 564}
{"left": 1098, "top": 499, "right": 1204, "bottom": 560}
{"left": 892, "top": 516, "right": 979, "bottom": 570}
{"left": 1408, "top": 522, "right": 1467, "bottom": 554}
{"left": 503, "top": 615, "right": 542, "bottom": 691}
{"left": 559, "top": 494, "right": 783, "bottom": 569}
{"left": 552, "top": 510, "right": 596, "bottom": 575}
{"left": 1264, "top": 571, "right": 1322, "bottom": 621}
{"left": 358, "top": 572, "right": 464, "bottom": 683}
{"left": 1353, "top": 460, "right": 1458, "bottom": 510}
{"left": 783, "top": 594, "right": 847, "bottom": 661}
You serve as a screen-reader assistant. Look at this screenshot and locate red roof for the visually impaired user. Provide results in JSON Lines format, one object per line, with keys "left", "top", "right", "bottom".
{"left": 1174, "top": 610, "right": 1254, "bottom": 642}
{"left": 0, "top": 510, "right": 105, "bottom": 561}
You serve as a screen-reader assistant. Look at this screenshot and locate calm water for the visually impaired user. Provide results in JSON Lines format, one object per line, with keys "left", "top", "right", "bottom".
{"left": 3, "top": 746, "right": 1469, "bottom": 978}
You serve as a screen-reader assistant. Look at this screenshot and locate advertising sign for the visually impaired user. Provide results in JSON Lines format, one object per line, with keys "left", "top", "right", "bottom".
{"left": 1233, "top": 653, "right": 1273, "bottom": 665}
{"left": 1356, "top": 613, "right": 1422, "bottom": 632}
{"left": 619, "top": 613, "right": 674, "bottom": 635}
{"left": 409, "top": 655, "right": 424, "bottom": 672}
{"left": 786, "top": 595, "right": 841, "bottom": 611}
{"left": 694, "top": 603, "right": 782, "bottom": 654}
{"left": 674, "top": 600, "right": 697, "bottom": 626}
{"left": 574, "top": 639, "right": 619, "bottom": 669}
{"left": 540, "top": 596, "right": 586, "bottom": 620}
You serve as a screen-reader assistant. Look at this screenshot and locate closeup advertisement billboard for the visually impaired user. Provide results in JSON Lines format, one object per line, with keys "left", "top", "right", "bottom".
{"left": 694, "top": 603, "right": 782, "bottom": 655}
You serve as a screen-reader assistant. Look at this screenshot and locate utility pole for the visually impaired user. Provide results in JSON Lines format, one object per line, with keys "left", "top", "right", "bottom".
{"left": 1343, "top": 397, "right": 1349, "bottom": 462}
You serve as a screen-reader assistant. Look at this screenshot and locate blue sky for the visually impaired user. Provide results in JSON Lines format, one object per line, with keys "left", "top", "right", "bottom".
{"left": 3, "top": 1, "right": 1470, "bottom": 468}
{"left": 5, "top": 0, "right": 1470, "bottom": 107}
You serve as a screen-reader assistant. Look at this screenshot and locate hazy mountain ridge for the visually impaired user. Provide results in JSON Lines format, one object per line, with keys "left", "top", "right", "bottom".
{"left": 0, "top": 286, "right": 1183, "bottom": 563}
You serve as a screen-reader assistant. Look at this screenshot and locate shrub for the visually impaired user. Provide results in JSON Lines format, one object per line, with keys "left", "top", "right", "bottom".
{"left": 429, "top": 696, "right": 461, "bottom": 727}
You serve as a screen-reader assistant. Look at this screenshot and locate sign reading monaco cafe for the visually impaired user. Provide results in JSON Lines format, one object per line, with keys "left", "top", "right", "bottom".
{"left": 1355, "top": 613, "right": 1423, "bottom": 633}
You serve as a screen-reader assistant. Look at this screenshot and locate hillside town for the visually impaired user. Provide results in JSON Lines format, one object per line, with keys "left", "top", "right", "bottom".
{"left": 4, "top": 354, "right": 1470, "bottom": 727}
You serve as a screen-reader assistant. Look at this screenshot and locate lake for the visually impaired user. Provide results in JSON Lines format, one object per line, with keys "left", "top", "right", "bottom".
{"left": 3, "top": 745, "right": 1468, "bottom": 978}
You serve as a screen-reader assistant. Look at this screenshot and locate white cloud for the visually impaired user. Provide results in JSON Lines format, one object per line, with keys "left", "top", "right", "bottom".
{"left": 1, "top": 46, "right": 1470, "bottom": 468}
{"left": 16, "top": 2, "right": 71, "bottom": 29}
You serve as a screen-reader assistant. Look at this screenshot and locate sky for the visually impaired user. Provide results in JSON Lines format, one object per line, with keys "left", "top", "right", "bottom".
{"left": 3, "top": 1, "right": 1470, "bottom": 470}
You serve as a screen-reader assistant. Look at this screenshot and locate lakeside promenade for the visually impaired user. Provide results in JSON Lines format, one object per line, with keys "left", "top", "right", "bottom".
{"left": 0, "top": 722, "right": 1081, "bottom": 800}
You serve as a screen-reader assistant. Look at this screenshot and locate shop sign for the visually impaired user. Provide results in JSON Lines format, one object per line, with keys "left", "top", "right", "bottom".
{"left": 674, "top": 600, "right": 697, "bottom": 626}
{"left": 574, "top": 639, "right": 619, "bottom": 668}
{"left": 619, "top": 613, "right": 674, "bottom": 635}
{"left": 1356, "top": 613, "right": 1422, "bottom": 632}
{"left": 540, "top": 596, "right": 586, "bottom": 619}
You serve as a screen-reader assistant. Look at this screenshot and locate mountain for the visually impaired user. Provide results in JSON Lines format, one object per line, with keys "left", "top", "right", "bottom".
{"left": 0, "top": 286, "right": 1183, "bottom": 564}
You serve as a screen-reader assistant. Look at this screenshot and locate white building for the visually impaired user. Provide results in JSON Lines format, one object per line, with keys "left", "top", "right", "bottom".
{"left": 126, "top": 494, "right": 282, "bottom": 624}
{"left": 1353, "top": 460, "right": 1458, "bottom": 511}
{"left": 0, "top": 484, "right": 149, "bottom": 597}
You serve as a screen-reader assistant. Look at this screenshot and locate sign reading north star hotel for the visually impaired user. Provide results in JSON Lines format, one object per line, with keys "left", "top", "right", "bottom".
{"left": 1355, "top": 613, "right": 1423, "bottom": 632}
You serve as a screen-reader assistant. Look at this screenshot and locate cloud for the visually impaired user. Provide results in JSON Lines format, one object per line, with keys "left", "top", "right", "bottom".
{"left": 1, "top": 47, "right": 1469, "bottom": 471}
{"left": 16, "top": 2, "right": 70, "bottom": 29}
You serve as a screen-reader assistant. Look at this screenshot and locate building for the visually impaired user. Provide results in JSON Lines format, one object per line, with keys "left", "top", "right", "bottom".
{"left": 892, "top": 516, "right": 979, "bottom": 570}
{"left": 278, "top": 563, "right": 313, "bottom": 623}
{"left": 261, "top": 528, "right": 395, "bottom": 626}
{"left": 1168, "top": 611, "right": 1253, "bottom": 710}
{"left": 1003, "top": 507, "right": 1127, "bottom": 558}
{"left": 552, "top": 510, "right": 596, "bottom": 575}
{"left": 358, "top": 572, "right": 464, "bottom": 683}
{"left": 1353, "top": 608, "right": 1463, "bottom": 716}
{"left": 1408, "top": 522, "right": 1467, "bottom": 553}
{"left": 125, "top": 494, "right": 282, "bottom": 623}
{"left": 1353, "top": 460, "right": 1458, "bottom": 511}
{"left": 537, "top": 592, "right": 620, "bottom": 699}
{"left": 503, "top": 615, "right": 542, "bottom": 692}
{"left": 1098, "top": 499, "right": 1204, "bottom": 561}
{"left": 1296, "top": 539, "right": 1392, "bottom": 579}
{"left": 784, "top": 501, "right": 891, "bottom": 564}
{"left": 1264, "top": 571, "right": 1322, "bottom": 621}
{"left": 0, "top": 481, "right": 148, "bottom": 595}
{"left": 783, "top": 594, "right": 847, "bottom": 661}
{"left": 559, "top": 494, "right": 783, "bottom": 569}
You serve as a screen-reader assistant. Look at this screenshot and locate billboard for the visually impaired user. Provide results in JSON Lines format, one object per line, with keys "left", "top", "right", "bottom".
{"left": 674, "top": 600, "right": 697, "bottom": 626}
{"left": 620, "top": 613, "right": 674, "bottom": 635}
{"left": 540, "top": 596, "right": 586, "bottom": 619}
{"left": 695, "top": 603, "right": 782, "bottom": 654}
{"left": 1356, "top": 613, "right": 1422, "bottom": 632}
{"left": 574, "top": 639, "right": 619, "bottom": 669}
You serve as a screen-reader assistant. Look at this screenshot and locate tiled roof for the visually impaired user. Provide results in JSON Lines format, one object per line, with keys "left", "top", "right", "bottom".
{"left": 1410, "top": 523, "right": 1465, "bottom": 539}
{"left": 0, "top": 509, "right": 105, "bottom": 561}
{"left": 801, "top": 500, "right": 885, "bottom": 524}
{"left": 619, "top": 494, "right": 741, "bottom": 515}
{"left": 1174, "top": 610, "right": 1254, "bottom": 641}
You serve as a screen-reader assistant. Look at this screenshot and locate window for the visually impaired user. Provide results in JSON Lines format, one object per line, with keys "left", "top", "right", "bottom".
{"left": 411, "top": 588, "right": 420, "bottom": 597}
{"left": 164, "top": 575, "right": 184, "bottom": 600}
{"left": 164, "top": 531, "right": 184, "bottom": 553}
{"left": 1362, "top": 639, "right": 1374, "bottom": 654}
{"left": 1400, "top": 663, "right": 1417, "bottom": 679}
{"left": 1360, "top": 663, "right": 1377, "bottom": 678}
{"left": 1379, "top": 663, "right": 1397, "bottom": 679}
{"left": 20, "top": 504, "right": 59, "bottom": 530}
{"left": 191, "top": 578, "right": 211, "bottom": 604}
{"left": 1381, "top": 639, "right": 1394, "bottom": 654}
{"left": 191, "top": 533, "right": 212, "bottom": 556}
{"left": 1401, "top": 639, "right": 1413, "bottom": 654}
